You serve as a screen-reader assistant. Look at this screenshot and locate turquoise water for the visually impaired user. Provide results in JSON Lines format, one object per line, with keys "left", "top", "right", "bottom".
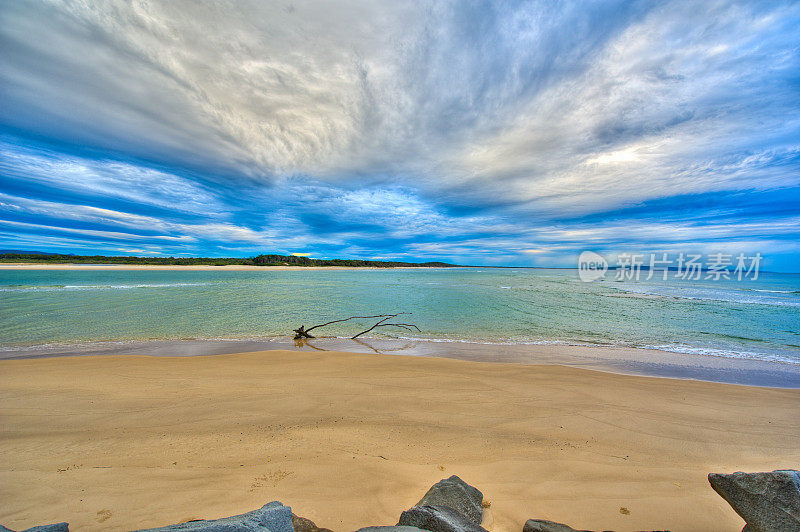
{"left": 1, "top": 268, "right": 798, "bottom": 363}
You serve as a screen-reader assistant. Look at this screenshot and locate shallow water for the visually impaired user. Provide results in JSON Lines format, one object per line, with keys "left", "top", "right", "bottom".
{"left": 1, "top": 267, "right": 798, "bottom": 365}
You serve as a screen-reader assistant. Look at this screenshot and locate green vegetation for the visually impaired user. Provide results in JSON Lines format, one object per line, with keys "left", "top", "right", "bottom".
{"left": 0, "top": 252, "right": 459, "bottom": 268}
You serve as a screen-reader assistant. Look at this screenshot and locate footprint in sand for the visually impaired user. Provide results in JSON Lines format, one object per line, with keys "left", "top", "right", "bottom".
{"left": 96, "top": 509, "right": 112, "bottom": 523}
{"left": 249, "top": 470, "right": 292, "bottom": 491}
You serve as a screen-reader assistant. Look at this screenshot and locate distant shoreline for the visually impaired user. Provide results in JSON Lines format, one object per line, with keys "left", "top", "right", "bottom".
{"left": 2, "top": 263, "right": 793, "bottom": 273}
{"left": 0, "top": 252, "right": 463, "bottom": 269}
{"left": 0, "top": 262, "right": 463, "bottom": 271}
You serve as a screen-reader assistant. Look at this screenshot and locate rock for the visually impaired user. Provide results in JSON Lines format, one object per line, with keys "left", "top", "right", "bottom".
{"left": 355, "top": 527, "right": 427, "bottom": 532}
{"left": 522, "top": 519, "right": 589, "bottom": 532}
{"left": 0, "top": 525, "right": 69, "bottom": 532}
{"left": 708, "top": 470, "right": 800, "bottom": 532}
{"left": 398, "top": 505, "right": 487, "bottom": 532}
{"left": 291, "top": 513, "right": 333, "bottom": 532}
{"left": 416, "top": 476, "right": 484, "bottom": 525}
{"left": 131, "top": 501, "right": 293, "bottom": 532}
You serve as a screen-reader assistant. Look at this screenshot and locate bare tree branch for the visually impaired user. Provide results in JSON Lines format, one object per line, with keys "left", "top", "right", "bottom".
{"left": 292, "top": 313, "right": 417, "bottom": 340}
{"left": 371, "top": 323, "right": 420, "bottom": 332}
{"left": 305, "top": 313, "right": 408, "bottom": 334}
{"left": 292, "top": 325, "right": 314, "bottom": 339}
{"left": 351, "top": 314, "right": 396, "bottom": 339}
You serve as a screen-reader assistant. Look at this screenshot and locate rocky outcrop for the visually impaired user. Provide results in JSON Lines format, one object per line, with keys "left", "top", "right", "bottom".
{"left": 522, "top": 519, "right": 590, "bottom": 532}
{"left": 415, "top": 476, "right": 484, "bottom": 525}
{"left": 708, "top": 470, "right": 800, "bottom": 532}
{"left": 290, "top": 513, "right": 333, "bottom": 532}
{"left": 13, "top": 470, "right": 796, "bottom": 531}
{"left": 397, "top": 505, "right": 488, "bottom": 532}
{"left": 131, "top": 501, "right": 293, "bottom": 532}
{"left": 0, "top": 525, "right": 69, "bottom": 532}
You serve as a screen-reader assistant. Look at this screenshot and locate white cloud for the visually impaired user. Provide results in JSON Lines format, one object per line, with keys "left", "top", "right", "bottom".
{"left": 0, "top": 219, "right": 192, "bottom": 242}
{"left": 0, "top": 193, "right": 274, "bottom": 245}
{"left": 4, "top": 0, "right": 795, "bottom": 204}
{"left": 0, "top": 144, "right": 222, "bottom": 214}
{"left": 0, "top": 1, "right": 798, "bottom": 266}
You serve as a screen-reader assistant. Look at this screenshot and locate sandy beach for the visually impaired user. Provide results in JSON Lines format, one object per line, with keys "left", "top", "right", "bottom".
{"left": 4, "top": 2, "right": 798, "bottom": 532}
{"left": 1, "top": 350, "right": 798, "bottom": 531}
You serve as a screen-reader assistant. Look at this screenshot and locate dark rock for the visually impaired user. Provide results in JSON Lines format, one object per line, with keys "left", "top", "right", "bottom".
{"left": 355, "top": 528, "right": 426, "bottom": 532}
{"left": 416, "top": 476, "right": 483, "bottom": 525}
{"left": 0, "top": 525, "right": 69, "bottom": 532}
{"left": 398, "top": 505, "right": 487, "bottom": 532}
{"left": 131, "top": 501, "right": 293, "bottom": 531}
{"left": 291, "top": 513, "right": 333, "bottom": 532}
{"left": 708, "top": 470, "right": 800, "bottom": 532}
{"left": 522, "top": 519, "right": 671, "bottom": 532}
{"left": 522, "top": 519, "right": 589, "bottom": 532}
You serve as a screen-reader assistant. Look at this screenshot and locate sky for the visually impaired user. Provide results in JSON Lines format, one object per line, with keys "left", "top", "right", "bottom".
{"left": 1, "top": 1, "right": 799, "bottom": 270}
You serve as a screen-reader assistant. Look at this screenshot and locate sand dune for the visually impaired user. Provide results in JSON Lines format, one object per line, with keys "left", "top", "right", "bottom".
{"left": 1, "top": 350, "right": 798, "bottom": 531}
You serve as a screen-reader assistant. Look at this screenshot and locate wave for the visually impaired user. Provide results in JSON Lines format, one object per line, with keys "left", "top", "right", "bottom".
{"left": 0, "top": 283, "right": 211, "bottom": 292}
{"left": 696, "top": 331, "right": 768, "bottom": 343}
{"left": 390, "top": 334, "right": 573, "bottom": 346}
{"left": 610, "top": 285, "right": 800, "bottom": 307}
{"left": 2, "top": 334, "right": 798, "bottom": 367}
{"left": 641, "top": 344, "right": 800, "bottom": 365}
{"left": 749, "top": 289, "right": 800, "bottom": 294}
{"left": 0, "top": 339, "right": 136, "bottom": 352}
{"left": 388, "top": 335, "right": 800, "bottom": 365}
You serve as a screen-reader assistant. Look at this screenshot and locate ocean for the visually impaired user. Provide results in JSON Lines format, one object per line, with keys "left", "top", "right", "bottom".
{"left": 1, "top": 267, "right": 798, "bottom": 365}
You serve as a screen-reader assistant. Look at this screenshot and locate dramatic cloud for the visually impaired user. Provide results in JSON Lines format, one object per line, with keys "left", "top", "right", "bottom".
{"left": 0, "top": 0, "right": 798, "bottom": 269}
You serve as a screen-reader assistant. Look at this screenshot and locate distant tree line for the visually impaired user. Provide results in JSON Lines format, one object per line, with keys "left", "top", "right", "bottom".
{"left": 250, "top": 254, "right": 455, "bottom": 267}
{"left": 0, "top": 252, "right": 459, "bottom": 268}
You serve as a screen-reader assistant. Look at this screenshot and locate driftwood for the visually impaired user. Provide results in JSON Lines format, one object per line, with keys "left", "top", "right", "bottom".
{"left": 293, "top": 313, "right": 420, "bottom": 340}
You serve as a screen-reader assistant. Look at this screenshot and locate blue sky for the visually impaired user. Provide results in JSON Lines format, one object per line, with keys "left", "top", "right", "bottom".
{"left": 1, "top": 1, "right": 799, "bottom": 270}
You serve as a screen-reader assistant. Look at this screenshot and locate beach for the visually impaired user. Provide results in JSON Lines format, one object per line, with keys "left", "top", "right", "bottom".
{"left": 2, "top": 349, "right": 798, "bottom": 531}
{"left": 4, "top": 2, "right": 799, "bottom": 531}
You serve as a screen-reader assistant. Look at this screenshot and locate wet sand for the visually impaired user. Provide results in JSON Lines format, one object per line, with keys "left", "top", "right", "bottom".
{"left": 3, "top": 337, "right": 798, "bottom": 388}
{"left": 1, "top": 349, "right": 798, "bottom": 531}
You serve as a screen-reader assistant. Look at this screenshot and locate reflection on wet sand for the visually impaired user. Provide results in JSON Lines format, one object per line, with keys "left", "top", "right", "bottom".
{"left": 293, "top": 337, "right": 417, "bottom": 355}
{"left": 1, "top": 336, "right": 798, "bottom": 387}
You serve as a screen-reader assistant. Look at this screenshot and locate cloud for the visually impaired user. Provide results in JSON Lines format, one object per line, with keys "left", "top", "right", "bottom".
{"left": 0, "top": 141, "right": 222, "bottom": 214}
{"left": 0, "top": 218, "right": 191, "bottom": 242}
{"left": 0, "top": 191, "right": 277, "bottom": 245}
{"left": 0, "top": 0, "right": 423, "bottom": 179}
{"left": 0, "top": 0, "right": 799, "bottom": 269}
{"left": 438, "top": 1, "right": 800, "bottom": 213}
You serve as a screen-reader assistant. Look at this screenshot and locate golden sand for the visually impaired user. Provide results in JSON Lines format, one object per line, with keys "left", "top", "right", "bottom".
{"left": 1, "top": 350, "right": 798, "bottom": 531}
